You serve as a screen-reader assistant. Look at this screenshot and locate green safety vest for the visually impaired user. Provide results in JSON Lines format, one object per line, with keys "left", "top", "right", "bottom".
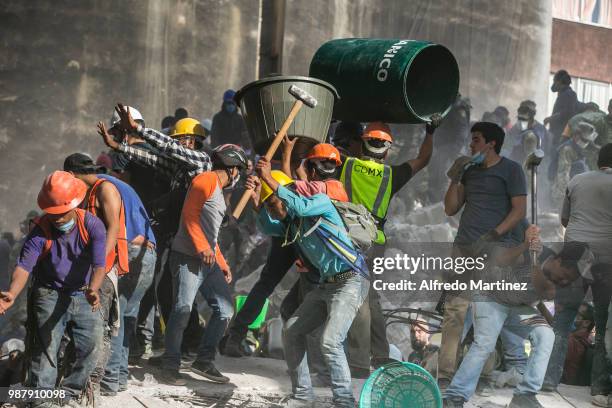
{"left": 340, "top": 157, "right": 392, "bottom": 244}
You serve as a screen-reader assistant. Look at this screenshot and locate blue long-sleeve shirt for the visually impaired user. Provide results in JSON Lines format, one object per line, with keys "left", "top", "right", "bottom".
{"left": 257, "top": 185, "right": 355, "bottom": 282}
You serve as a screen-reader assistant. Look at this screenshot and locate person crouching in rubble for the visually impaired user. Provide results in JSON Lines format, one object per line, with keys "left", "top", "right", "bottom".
{"left": 0, "top": 171, "right": 107, "bottom": 407}
{"left": 245, "top": 157, "right": 369, "bottom": 408}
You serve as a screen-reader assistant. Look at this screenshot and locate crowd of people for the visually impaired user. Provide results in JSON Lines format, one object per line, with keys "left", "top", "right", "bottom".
{"left": 0, "top": 68, "right": 611, "bottom": 408}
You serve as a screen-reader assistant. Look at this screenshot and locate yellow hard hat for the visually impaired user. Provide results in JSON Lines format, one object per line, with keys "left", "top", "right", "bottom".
{"left": 260, "top": 170, "right": 294, "bottom": 205}
{"left": 171, "top": 118, "right": 207, "bottom": 138}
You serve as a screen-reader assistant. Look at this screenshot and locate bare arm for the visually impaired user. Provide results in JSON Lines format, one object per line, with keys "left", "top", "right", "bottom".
{"left": 0, "top": 267, "right": 29, "bottom": 314}
{"left": 493, "top": 195, "right": 526, "bottom": 236}
{"left": 97, "top": 183, "right": 122, "bottom": 257}
{"left": 88, "top": 266, "right": 106, "bottom": 292}
{"left": 444, "top": 181, "right": 466, "bottom": 216}
{"left": 407, "top": 132, "right": 433, "bottom": 175}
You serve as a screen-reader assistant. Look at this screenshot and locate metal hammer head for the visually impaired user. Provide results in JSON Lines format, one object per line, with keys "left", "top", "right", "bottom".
{"left": 526, "top": 149, "right": 545, "bottom": 167}
{"left": 289, "top": 85, "right": 317, "bottom": 108}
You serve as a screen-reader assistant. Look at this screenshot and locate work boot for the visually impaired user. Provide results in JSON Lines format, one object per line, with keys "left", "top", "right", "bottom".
{"left": 223, "top": 334, "right": 245, "bottom": 357}
{"left": 190, "top": 360, "right": 230, "bottom": 383}
{"left": 157, "top": 369, "right": 187, "bottom": 386}
{"left": 442, "top": 397, "right": 464, "bottom": 407}
{"left": 508, "top": 393, "right": 543, "bottom": 408}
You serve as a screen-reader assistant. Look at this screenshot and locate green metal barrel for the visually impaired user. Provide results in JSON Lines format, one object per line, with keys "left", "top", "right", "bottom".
{"left": 235, "top": 75, "right": 339, "bottom": 159}
{"left": 309, "top": 38, "right": 460, "bottom": 123}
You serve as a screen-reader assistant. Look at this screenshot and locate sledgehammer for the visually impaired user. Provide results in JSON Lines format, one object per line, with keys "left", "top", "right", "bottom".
{"left": 232, "top": 85, "right": 318, "bottom": 219}
{"left": 526, "top": 149, "right": 545, "bottom": 265}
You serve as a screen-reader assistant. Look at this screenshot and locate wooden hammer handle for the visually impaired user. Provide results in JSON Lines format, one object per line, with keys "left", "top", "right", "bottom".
{"left": 232, "top": 99, "right": 305, "bottom": 219}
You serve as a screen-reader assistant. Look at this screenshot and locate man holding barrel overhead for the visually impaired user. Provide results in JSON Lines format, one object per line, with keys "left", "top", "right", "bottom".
{"left": 337, "top": 118, "right": 440, "bottom": 376}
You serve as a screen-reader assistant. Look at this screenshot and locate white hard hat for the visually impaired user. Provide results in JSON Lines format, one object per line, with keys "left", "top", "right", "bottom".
{"left": 109, "top": 106, "right": 144, "bottom": 129}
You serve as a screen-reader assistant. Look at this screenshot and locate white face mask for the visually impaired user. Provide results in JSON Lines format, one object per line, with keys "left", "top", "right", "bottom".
{"left": 576, "top": 138, "right": 590, "bottom": 149}
{"left": 518, "top": 120, "right": 529, "bottom": 131}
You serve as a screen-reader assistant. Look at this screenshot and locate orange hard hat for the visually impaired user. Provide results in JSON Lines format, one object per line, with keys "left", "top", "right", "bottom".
{"left": 305, "top": 143, "right": 342, "bottom": 166}
{"left": 362, "top": 122, "right": 393, "bottom": 143}
{"left": 37, "top": 171, "right": 88, "bottom": 214}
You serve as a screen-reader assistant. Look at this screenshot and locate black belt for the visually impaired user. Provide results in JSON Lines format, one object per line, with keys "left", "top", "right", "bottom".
{"left": 325, "top": 270, "right": 357, "bottom": 283}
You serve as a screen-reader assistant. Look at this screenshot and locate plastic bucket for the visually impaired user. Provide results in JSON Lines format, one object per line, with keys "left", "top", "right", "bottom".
{"left": 309, "top": 38, "right": 460, "bottom": 123}
{"left": 235, "top": 295, "right": 269, "bottom": 330}
{"left": 235, "top": 75, "right": 339, "bottom": 159}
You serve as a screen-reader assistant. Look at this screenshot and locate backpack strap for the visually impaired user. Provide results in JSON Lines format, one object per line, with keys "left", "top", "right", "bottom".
{"left": 32, "top": 209, "right": 90, "bottom": 262}
{"left": 31, "top": 216, "right": 53, "bottom": 261}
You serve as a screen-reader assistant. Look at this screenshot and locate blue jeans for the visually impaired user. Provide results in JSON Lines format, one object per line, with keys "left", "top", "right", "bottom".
{"left": 101, "top": 245, "right": 156, "bottom": 392}
{"left": 283, "top": 273, "right": 369, "bottom": 408}
{"left": 28, "top": 286, "right": 103, "bottom": 399}
{"left": 445, "top": 300, "right": 554, "bottom": 401}
{"left": 162, "top": 250, "right": 233, "bottom": 370}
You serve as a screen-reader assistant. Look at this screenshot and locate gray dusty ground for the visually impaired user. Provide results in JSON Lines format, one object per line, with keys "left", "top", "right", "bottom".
{"left": 96, "top": 355, "right": 591, "bottom": 407}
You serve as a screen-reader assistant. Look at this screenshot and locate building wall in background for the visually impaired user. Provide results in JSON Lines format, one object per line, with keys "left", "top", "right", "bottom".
{"left": 551, "top": 18, "right": 612, "bottom": 83}
{"left": 0, "top": 0, "right": 554, "bottom": 234}
{"left": 0, "top": 0, "right": 260, "bottom": 234}
{"left": 282, "top": 0, "right": 553, "bottom": 123}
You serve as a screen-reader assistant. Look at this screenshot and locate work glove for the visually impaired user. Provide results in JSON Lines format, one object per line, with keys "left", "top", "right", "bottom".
{"left": 472, "top": 229, "right": 501, "bottom": 257}
{"left": 426, "top": 113, "right": 443, "bottom": 134}
{"left": 446, "top": 156, "right": 472, "bottom": 183}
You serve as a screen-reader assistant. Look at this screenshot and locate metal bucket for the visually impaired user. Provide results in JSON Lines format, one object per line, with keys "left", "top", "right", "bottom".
{"left": 235, "top": 75, "right": 339, "bottom": 159}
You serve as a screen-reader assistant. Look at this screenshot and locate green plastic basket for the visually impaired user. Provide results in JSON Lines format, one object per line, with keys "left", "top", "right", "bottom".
{"left": 235, "top": 295, "right": 269, "bottom": 330}
{"left": 359, "top": 362, "right": 442, "bottom": 408}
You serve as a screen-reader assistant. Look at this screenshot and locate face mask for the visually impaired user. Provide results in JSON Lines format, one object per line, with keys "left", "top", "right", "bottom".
{"left": 55, "top": 218, "right": 75, "bottom": 233}
{"left": 550, "top": 83, "right": 559, "bottom": 93}
{"left": 225, "top": 103, "right": 237, "bottom": 113}
{"left": 470, "top": 150, "right": 486, "bottom": 165}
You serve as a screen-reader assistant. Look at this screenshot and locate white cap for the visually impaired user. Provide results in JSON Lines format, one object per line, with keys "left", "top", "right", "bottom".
{"left": 109, "top": 106, "right": 144, "bottom": 129}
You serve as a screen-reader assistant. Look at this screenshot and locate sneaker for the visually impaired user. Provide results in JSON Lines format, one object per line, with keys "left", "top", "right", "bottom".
{"left": 508, "top": 393, "right": 543, "bottom": 408}
{"left": 157, "top": 369, "right": 187, "bottom": 386}
{"left": 438, "top": 378, "right": 451, "bottom": 392}
{"left": 278, "top": 395, "right": 315, "bottom": 407}
{"left": 190, "top": 360, "right": 230, "bottom": 383}
{"left": 495, "top": 367, "right": 522, "bottom": 388}
{"left": 223, "top": 334, "right": 245, "bottom": 358}
{"left": 476, "top": 378, "right": 494, "bottom": 397}
{"left": 442, "top": 397, "right": 464, "bottom": 407}
{"left": 118, "top": 383, "right": 128, "bottom": 392}
{"left": 592, "top": 394, "right": 612, "bottom": 407}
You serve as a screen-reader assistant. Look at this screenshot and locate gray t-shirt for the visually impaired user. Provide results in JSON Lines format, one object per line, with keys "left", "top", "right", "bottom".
{"left": 455, "top": 157, "right": 527, "bottom": 245}
{"left": 562, "top": 169, "right": 612, "bottom": 262}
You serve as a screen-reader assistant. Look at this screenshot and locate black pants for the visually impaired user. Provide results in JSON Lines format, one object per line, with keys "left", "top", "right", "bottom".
{"left": 229, "top": 237, "right": 296, "bottom": 338}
